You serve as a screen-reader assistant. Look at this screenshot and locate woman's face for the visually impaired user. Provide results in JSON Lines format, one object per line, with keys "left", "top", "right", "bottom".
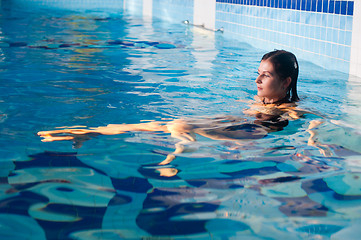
{"left": 255, "top": 60, "right": 288, "bottom": 103}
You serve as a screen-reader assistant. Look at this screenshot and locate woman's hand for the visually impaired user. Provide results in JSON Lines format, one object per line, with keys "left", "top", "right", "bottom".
{"left": 38, "top": 127, "right": 96, "bottom": 142}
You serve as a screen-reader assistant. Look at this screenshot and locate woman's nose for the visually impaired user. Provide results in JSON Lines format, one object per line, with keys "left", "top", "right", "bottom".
{"left": 255, "top": 76, "right": 261, "bottom": 83}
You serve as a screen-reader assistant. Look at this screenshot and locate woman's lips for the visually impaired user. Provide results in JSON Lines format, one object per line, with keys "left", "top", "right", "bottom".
{"left": 257, "top": 87, "right": 262, "bottom": 90}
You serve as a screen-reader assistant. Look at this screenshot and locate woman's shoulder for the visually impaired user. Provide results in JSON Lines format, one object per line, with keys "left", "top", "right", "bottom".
{"left": 277, "top": 102, "right": 320, "bottom": 120}
{"left": 247, "top": 97, "right": 308, "bottom": 119}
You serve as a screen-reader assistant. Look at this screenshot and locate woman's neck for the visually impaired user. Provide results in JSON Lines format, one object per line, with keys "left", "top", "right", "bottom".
{"left": 259, "top": 94, "right": 288, "bottom": 105}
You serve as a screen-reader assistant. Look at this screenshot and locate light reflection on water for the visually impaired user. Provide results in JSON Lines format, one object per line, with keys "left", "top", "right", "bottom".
{"left": 1, "top": 6, "right": 361, "bottom": 240}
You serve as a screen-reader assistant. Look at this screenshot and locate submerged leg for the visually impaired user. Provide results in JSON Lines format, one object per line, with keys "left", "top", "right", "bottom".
{"left": 156, "top": 120, "right": 198, "bottom": 166}
{"left": 307, "top": 120, "right": 333, "bottom": 157}
{"left": 38, "top": 121, "right": 170, "bottom": 142}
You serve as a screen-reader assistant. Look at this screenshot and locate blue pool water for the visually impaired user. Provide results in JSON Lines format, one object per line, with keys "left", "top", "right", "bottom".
{"left": 2, "top": 5, "right": 361, "bottom": 240}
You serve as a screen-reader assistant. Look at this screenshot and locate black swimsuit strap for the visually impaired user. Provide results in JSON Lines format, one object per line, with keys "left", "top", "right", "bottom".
{"left": 262, "top": 96, "right": 291, "bottom": 105}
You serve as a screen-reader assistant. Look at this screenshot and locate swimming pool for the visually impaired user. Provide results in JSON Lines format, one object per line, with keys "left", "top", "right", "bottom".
{"left": 1, "top": 5, "right": 361, "bottom": 240}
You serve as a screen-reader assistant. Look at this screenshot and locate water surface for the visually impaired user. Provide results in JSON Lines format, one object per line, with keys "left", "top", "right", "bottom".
{"left": 1, "top": 5, "right": 361, "bottom": 240}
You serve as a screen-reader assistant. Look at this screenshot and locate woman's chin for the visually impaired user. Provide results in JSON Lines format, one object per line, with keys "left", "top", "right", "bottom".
{"left": 257, "top": 93, "right": 265, "bottom": 98}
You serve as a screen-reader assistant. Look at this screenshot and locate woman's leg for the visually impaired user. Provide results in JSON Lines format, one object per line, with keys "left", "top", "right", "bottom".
{"left": 37, "top": 121, "right": 170, "bottom": 142}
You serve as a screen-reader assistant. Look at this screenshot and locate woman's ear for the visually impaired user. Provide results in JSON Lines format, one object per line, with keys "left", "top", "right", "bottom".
{"left": 284, "top": 77, "right": 292, "bottom": 89}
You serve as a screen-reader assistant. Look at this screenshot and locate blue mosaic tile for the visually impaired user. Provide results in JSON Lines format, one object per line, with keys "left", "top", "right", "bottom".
{"left": 333, "top": 29, "right": 339, "bottom": 43}
{"left": 346, "top": 15, "right": 353, "bottom": 31}
{"left": 347, "top": 1, "right": 354, "bottom": 15}
{"left": 321, "top": 13, "right": 328, "bottom": 27}
{"left": 315, "top": 0, "right": 321, "bottom": 12}
{"left": 333, "top": 14, "right": 341, "bottom": 29}
{"left": 323, "top": 0, "right": 329, "bottom": 13}
{"left": 339, "top": 15, "right": 346, "bottom": 30}
{"left": 335, "top": 1, "right": 341, "bottom": 14}
{"left": 305, "top": 0, "right": 311, "bottom": 11}
{"left": 326, "top": 29, "right": 332, "bottom": 42}
{"left": 325, "top": 42, "right": 332, "bottom": 55}
{"left": 311, "top": 0, "right": 316, "bottom": 11}
{"left": 320, "top": 27, "right": 327, "bottom": 41}
{"left": 326, "top": 14, "right": 334, "bottom": 28}
{"left": 314, "top": 39, "right": 321, "bottom": 53}
{"left": 329, "top": 1, "right": 335, "bottom": 14}
{"left": 295, "top": 0, "right": 300, "bottom": 10}
{"left": 314, "top": 26, "right": 321, "bottom": 40}
{"left": 216, "top": 0, "right": 353, "bottom": 15}
{"left": 331, "top": 43, "right": 338, "bottom": 59}
{"left": 291, "top": 0, "right": 296, "bottom": 9}
{"left": 345, "top": 31, "right": 352, "bottom": 45}
{"left": 286, "top": 0, "right": 292, "bottom": 9}
{"left": 340, "top": 1, "right": 347, "bottom": 14}
{"left": 344, "top": 46, "right": 351, "bottom": 60}
{"left": 338, "top": 30, "right": 346, "bottom": 45}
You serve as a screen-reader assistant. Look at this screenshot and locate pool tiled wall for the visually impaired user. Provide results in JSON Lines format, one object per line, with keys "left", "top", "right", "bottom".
{"left": 215, "top": 0, "right": 354, "bottom": 74}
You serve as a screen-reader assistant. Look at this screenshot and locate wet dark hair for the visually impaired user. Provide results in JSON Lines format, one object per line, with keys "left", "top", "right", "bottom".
{"left": 262, "top": 50, "right": 299, "bottom": 102}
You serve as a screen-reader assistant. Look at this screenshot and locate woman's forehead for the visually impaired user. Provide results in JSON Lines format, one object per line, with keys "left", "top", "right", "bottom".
{"left": 259, "top": 60, "right": 275, "bottom": 72}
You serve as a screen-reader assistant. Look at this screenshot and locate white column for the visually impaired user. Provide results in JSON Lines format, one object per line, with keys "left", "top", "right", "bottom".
{"left": 193, "top": 0, "right": 216, "bottom": 30}
{"left": 143, "top": 0, "right": 152, "bottom": 18}
{"left": 350, "top": 1, "right": 361, "bottom": 77}
{"left": 191, "top": 28, "right": 217, "bottom": 70}
{"left": 344, "top": 2, "right": 361, "bottom": 135}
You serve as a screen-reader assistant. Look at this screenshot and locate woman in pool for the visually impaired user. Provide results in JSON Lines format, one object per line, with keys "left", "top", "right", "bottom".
{"left": 38, "top": 50, "right": 306, "bottom": 163}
